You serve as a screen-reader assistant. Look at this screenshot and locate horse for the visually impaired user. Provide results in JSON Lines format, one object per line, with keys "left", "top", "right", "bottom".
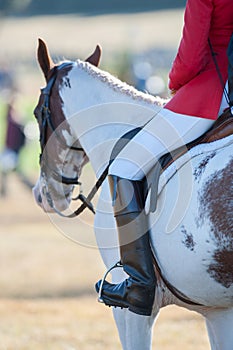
{"left": 33, "top": 39, "right": 233, "bottom": 350}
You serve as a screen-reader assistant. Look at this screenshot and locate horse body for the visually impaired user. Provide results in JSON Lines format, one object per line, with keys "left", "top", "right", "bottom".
{"left": 34, "top": 41, "right": 233, "bottom": 349}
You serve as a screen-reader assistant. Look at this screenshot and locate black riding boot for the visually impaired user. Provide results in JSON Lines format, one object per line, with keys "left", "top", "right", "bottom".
{"left": 95, "top": 175, "right": 156, "bottom": 316}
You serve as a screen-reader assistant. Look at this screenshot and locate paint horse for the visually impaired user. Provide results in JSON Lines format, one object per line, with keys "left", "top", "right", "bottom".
{"left": 33, "top": 39, "right": 233, "bottom": 350}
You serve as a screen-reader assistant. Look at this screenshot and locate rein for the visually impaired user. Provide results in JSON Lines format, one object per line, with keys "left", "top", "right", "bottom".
{"left": 44, "top": 127, "right": 143, "bottom": 218}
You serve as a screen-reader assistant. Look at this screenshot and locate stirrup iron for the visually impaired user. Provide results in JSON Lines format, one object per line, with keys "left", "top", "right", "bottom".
{"left": 98, "top": 261, "right": 123, "bottom": 303}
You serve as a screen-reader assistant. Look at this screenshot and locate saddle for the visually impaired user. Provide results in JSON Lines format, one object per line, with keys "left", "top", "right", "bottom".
{"left": 146, "top": 108, "right": 233, "bottom": 212}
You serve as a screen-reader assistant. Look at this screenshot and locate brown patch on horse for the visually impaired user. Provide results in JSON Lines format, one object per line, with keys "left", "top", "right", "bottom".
{"left": 198, "top": 157, "right": 233, "bottom": 288}
{"left": 49, "top": 65, "right": 74, "bottom": 131}
{"left": 181, "top": 225, "right": 196, "bottom": 252}
{"left": 193, "top": 152, "right": 216, "bottom": 182}
{"left": 34, "top": 61, "right": 75, "bottom": 166}
{"left": 85, "top": 44, "right": 102, "bottom": 67}
{"left": 208, "top": 249, "right": 233, "bottom": 288}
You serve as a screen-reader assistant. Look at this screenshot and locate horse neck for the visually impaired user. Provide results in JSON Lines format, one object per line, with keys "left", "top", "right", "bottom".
{"left": 61, "top": 62, "right": 163, "bottom": 177}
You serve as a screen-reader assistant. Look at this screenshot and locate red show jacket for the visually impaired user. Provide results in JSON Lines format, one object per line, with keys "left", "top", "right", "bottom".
{"left": 165, "top": 0, "right": 233, "bottom": 120}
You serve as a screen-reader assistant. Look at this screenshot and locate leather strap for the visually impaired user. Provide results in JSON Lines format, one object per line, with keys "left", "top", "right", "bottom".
{"left": 208, "top": 38, "right": 230, "bottom": 106}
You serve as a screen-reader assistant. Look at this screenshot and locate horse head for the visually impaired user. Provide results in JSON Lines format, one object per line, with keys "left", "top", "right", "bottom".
{"left": 33, "top": 39, "right": 101, "bottom": 213}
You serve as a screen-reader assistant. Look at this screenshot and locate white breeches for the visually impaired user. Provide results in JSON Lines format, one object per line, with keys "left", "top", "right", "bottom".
{"left": 109, "top": 89, "right": 228, "bottom": 180}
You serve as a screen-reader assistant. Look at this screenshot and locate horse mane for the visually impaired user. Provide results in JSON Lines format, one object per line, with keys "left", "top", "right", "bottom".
{"left": 75, "top": 59, "right": 166, "bottom": 107}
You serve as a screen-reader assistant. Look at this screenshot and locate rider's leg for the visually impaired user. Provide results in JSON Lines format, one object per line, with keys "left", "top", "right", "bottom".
{"left": 96, "top": 176, "right": 156, "bottom": 316}
{"left": 109, "top": 108, "right": 215, "bottom": 180}
{"left": 96, "top": 110, "right": 215, "bottom": 315}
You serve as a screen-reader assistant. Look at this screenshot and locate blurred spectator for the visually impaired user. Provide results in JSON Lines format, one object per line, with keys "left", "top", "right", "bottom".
{"left": 0, "top": 98, "right": 25, "bottom": 170}
{"left": 0, "top": 97, "right": 26, "bottom": 196}
{"left": 6, "top": 103, "right": 25, "bottom": 151}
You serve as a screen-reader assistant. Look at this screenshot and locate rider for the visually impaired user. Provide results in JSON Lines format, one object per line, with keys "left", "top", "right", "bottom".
{"left": 96, "top": 0, "right": 233, "bottom": 316}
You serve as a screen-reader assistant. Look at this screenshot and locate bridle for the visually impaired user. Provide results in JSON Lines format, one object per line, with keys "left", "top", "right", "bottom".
{"left": 36, "top": 62, "right": 100, "bottom": 218}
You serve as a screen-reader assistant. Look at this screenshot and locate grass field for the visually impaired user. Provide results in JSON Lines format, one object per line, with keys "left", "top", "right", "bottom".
{"left": 0, "top": 9, "right": 211, "bottom": 350}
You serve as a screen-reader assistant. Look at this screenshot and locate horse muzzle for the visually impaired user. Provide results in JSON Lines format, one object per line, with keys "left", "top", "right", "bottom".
{"left": 33, "top": 180, "right": 70, "bottom": 213}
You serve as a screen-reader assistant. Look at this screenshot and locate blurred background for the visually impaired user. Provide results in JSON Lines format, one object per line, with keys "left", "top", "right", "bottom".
{"left": 0, "top": 1, "right": 210, "bottom": 349}
{"left": 0, "top": 0, "right": 187, "bottom": 179}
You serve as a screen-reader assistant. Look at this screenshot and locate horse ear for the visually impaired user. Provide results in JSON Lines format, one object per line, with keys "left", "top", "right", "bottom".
{"left": 85, "top": 44, "right": 102, "bottom": 67}
{"left": 37, "top": 38, "right": 54, "bottom": 80}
